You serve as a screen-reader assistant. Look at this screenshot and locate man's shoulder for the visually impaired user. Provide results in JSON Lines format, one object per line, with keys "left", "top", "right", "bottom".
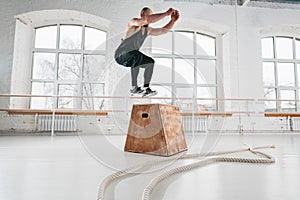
{"left": 127, "top": 20, "right": 142, "bottom": 30}
{"left": 129, "top": 17, "right": 141, "bottom": 24}
{"left": 128, "top": 18, "right": 140, "bottom": 27}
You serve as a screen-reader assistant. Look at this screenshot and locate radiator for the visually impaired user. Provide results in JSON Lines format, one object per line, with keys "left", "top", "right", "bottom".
{"left": 37, "top": 114, "right": 77, "bottom": 132}
{"left": 291, "top": 117, "right": 300, "bottom": 131}
{"left": 182, "top": 116, "right": 207, "bottom": 133}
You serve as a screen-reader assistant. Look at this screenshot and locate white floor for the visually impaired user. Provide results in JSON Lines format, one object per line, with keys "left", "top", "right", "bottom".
{"left": 0, "top": 133, "right": 300, "bottom": 200}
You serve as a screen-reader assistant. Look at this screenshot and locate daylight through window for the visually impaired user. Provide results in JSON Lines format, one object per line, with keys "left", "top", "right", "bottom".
{"left": 262, "top": 36, "right": 300, "bottom": 112}
{"left": 151, "top": 30, "right": 217, "bottom": 112}
{"left": 31, "top": 25, "right": 107, "bottom": 110}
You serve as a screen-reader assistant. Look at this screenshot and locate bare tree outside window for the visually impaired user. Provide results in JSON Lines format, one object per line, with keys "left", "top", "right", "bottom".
{"left": 262, "top": 36, "right": 300, "bottom": 112}
{"left": 151, "top": 31, "right": 218, "bottom": 112}
{"left": 31, "top": 25, "right": 106, "bottom": 110}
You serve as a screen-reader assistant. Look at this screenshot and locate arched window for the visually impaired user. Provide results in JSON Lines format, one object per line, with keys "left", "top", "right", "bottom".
{"left": 31, "top": 24, "right": 107, "bottom": 110}
{"left": 262, "top": 36, "right": 300, "bottom": 112}
{"left": 11, "top": 10, "right": 110, "bottom": 110}
{"left": 151, "top": 30, "right": 218, "bottom": 111}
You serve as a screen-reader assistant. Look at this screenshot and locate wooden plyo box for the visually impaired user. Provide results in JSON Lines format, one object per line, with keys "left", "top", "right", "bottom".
{"left": 124, "top": 104, "right": 188, "bottom": 156}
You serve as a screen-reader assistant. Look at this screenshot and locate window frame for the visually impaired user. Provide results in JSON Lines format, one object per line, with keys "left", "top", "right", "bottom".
{"left": 150, "top": 30, "right": 219, "bottom": 111}
{"left": 262, "top": 36, "right": 300, "bottom": 112}
{"left": 30, "top": 24, "right": 107, "bottom": 110}
{"left": 10, "top": 10, "right": 111, "bottom": 110}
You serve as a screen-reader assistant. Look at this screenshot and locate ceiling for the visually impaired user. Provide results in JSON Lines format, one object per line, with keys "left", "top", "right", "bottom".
{"left": 254, "top": 0, "right": 300, "bottom": 3}
{"left": 164, "top": 0, "right": 300, "bottom": 9}
{"left": 165, "top": 0, "right": 300, "bottom": 5}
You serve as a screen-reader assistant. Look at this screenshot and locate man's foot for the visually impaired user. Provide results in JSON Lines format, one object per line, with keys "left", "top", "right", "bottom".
{"left": 143, "top": 87, "right": 158, "bottom": 97}
{"left": 130, "top": 86, "right": 144, "bottom": 96}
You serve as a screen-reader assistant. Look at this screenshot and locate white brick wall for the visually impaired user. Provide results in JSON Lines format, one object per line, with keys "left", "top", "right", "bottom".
{"left": 1, "top": 1, "right": 300, "bottom": 132}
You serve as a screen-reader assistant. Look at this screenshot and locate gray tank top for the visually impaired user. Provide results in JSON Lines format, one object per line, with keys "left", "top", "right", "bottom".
{"left": 115, "top": 26, "right": 148, "bottom": 58}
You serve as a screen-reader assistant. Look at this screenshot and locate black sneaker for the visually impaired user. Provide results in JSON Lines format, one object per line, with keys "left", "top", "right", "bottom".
{"left": 143, "top": 87, "right": 158, "bottom": 97}
{"left": 130, "top": 87, "right": 144, "bottom": 96}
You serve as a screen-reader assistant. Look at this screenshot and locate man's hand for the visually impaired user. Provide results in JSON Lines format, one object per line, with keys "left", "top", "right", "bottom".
{"left": 171, "top": 10, "right": 180, "bottom": 22}
{"left": 149, "top": 9, "right": 180, "bottom": 36}
{"left": 166, "top": 8, "right": 175, "bottom": 16}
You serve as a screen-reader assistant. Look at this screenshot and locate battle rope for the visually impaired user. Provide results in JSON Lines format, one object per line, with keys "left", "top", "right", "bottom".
{"left": 142, "top": 147, "right": 275, "bottom": 200}
{"left": 97, "top": 145, "right": 275, "bottom": 200}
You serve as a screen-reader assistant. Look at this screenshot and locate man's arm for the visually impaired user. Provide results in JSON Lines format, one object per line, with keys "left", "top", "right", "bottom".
{"left": 147, "top": 8, "right": 174, "bottom": 24}
{"left": 129, "top": 8, "right": 174, "bottom": 27}
{"left": 148, "top": 10, "right": 179, "bottom": 36}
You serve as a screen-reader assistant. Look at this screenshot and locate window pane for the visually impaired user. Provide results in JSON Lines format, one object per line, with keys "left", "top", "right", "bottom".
{"left": 276, "top": 37, "right": 293, "bottom": 59}
{"left": 175, "top": 87, "right": 194, "bottom": 112}
{"left": 151, "top": 31, "right": 172, "bottom": 54}
{"left": 196, "top": 34, "right": 215, "bottom": 56}
{"left": 298, "top": 64, "right": 300, "bottom": 86}
{"left": 175, "top": 59, "right": 194, "bottom": 84}
{"left": 197, "top": 59, "right": 216, "bottom": 84}
{"left": 277, "top": 63, "right": 295, "bottom": 86}
{"left": 174, "top": 32, "right": 193, "bottom": 55}
{"left": 261, "top": 37, "right": 274, "bottom": 59}
{"left": 83, "top": 55, "right": 105, "bottom": 81}
{"left": 58, "top": 84, "right": 77, "bottom": 109}
{"left": 296, "top": 39, "right": 300, "bottom": 59}
{"left": 59, "top": 25, "right": 82, "bottom": 49}
{"left": 175, "top": 87, "right": 193, "bottom": 98}
{"left": 152, "top": 58, "right": 172, "bottom": 83}
{"left": 32, "top": 52, "right": 56, "bottom": 79}
{"left": 280, "top": 90, "right": 296, "bottom": 111}
{"left": 150, "top": 85, "right": 172, "bottom": 104}
{"left": 82, "top": 83, "right": 104, "bottom": 110}
{"left": 58, "top": 53, "right": 81, "bottom": 80}
{"left": 263, "top": 62, "right": 275, "bottom": 86}
{"left": 264, "top": 88, "right": 276, "bottom": 112}
{"left": 30, "top": 82, "right": 54, "bottom": 109}
{"left": 299, "top": 89, "right": 300, "bottom": 110}
{"left": 84, "top": 27, "right": 106, "bottom": 51}
{"left": 35, "top": 26, "right": 57, "bottom": 49}
{"left": 197, "top": 87, "right": 217, "bottom": 111}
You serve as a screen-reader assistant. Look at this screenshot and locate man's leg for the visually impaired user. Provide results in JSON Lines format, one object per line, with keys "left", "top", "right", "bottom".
{"left": 131, "top": 51, "right": 155, "bottom": 88}
{"left": 131, "top": 51, "right": 157, "bottom": 96}
{"left": 121, "top": 51, "right": 143, "bottom": 95}
{"left": 130, "top": 66, "right": 139, "bottom": 87}
{"left": 116, "top": 51, "right": 141, "bottom": 88}
{"left": 142, "top": 57, "right": 154, "bottom": 88}
{"left": 120, "top": 50, "right": 156, "bottom": 95}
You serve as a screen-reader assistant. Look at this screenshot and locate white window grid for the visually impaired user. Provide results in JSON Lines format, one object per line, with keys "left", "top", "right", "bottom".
{"left": 30, "top": 24, "right": 107, "bottom": 109}
{"left": 150, "top": 30, "right": 219, "bottom": 111}
{"left": 262, "top": 36, "right": 300, "bottom": 112}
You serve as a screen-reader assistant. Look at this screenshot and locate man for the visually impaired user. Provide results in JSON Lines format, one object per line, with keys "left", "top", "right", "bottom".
{"left": 115, "top": 7, "right": 180, "bottom": 96}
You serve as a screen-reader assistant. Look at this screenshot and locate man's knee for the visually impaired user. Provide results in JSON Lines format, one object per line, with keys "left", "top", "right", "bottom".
{"left": 145, "top": 57, "right": 154, "bottom": 67}
{"left": 149, "top": 57, "right": 155, "bottom": 64}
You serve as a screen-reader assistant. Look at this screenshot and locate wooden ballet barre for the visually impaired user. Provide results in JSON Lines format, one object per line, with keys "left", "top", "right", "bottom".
{"left": 0, "top": 109, "right": 108, "bottom": 116}
{"left": 264, "top": 112, "right": 300, "bottom": 131}
{"left": 264, "top": 112, "right": 300, "bottom": 117}
{"left": 180, "top": 112, "right": 233, "bottom": 117}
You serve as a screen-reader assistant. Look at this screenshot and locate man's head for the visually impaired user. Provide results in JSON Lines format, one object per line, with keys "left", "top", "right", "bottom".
{"left": 140, "top": 7, "right": 153, "bottom": 17}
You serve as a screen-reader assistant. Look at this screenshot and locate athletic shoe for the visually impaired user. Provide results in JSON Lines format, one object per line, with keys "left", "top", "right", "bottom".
{"left": 143, "top": 87, "right": 158, "bottom": 97}
{"left": 130, "top": 87, "right": 144, "bottom": 96}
